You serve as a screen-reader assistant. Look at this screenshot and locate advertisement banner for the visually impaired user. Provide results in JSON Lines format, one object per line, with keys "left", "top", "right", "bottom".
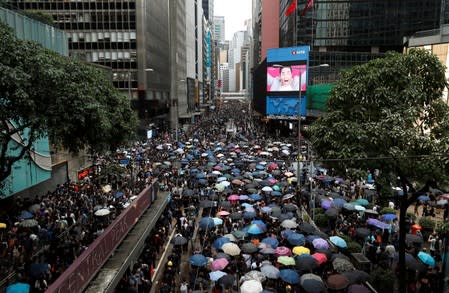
{"left": 266, "top": 46, "right": 310, "bottom": 117}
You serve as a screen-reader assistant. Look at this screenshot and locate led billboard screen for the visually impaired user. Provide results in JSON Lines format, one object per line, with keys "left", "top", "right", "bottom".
{"left": 266, "top": 46, "right": 310, "bottom": 118}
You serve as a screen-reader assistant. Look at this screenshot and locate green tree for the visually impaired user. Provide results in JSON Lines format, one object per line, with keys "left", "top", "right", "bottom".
{"left": 0, "top": 22, "right": 137, "bottom": 184}
{"left": 309, "top": 49, "right": 449, "bottom": 293}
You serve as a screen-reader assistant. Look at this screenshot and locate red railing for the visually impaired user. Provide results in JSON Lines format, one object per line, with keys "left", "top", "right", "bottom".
{"left": 46, "top": 183, "right": 155, "bottom": 293}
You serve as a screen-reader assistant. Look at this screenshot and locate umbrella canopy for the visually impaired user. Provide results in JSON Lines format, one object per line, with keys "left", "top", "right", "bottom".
{"left": 240, "top": 280, "right": 263, "bottom": 293}
{"left": 332, "top": 258, "right": 355, "bottom": 273}
{"left": 355, "top": 198, "right": 369, "bottom": 206}
{"left": 329, "top": 236, "right": 347, "bottom": 248}
{"left": 222, "top": 242, "right": 241, "bottom": 256}
{"left": 299, "top": 223, "right": 316, "bottom": 234}
{"left": 312, "top": 238, "right": 329, "bottom": 250}
{"left": 230, "top": 212, "right": 242, "bottom": 220}
{"left": 218, "top": 274, "right": 235, "bottom": 288}
{"left": 300, "top": 273, "right": 325, "bottom": 293}
{"left": 406, "top": 233, "right": 423, "bottom": 244}
{"left": 280, "top": 269, "right": 300, "bottom": 284}
{"left": 260, "top": 264, "right": 280, "bottom": 279}
{"left": 281, "top": 219, "right": 298, "bottom": 229}
{"left": 214, "top": 253, "right": 231, "bottom": 260}
{"left": 213, "top": 237, "right": 231, "bottom": 249}
{"left": 295, "top": 254, "right": 319, "bottom": 271}
{"left": 277, "top": 256, "right": 296, "bottom": 266}
{"left": 367, "top": 218, "right": 390, "bottom": 229}
{"left": 261, "top": 237, "right": 279, "bottom": 249}
{"left": 0, "top": 223, "right": 6, "bottom": 229}
{"left": 94, "top": 208, "right": 110, "bottom": 216}
{"left": 355, "top": 228, "right": 370, "bottom": 238}
{"left": 28, "top": 263, "right": 49, "bottom": 278}
{"left": 199, "top": 217, "right": 215, "bottom": 230}
{"left": 312, "top": 253, "right": 328, "bottom": 265}
{"left": 293, "top": 246, "right": 310, "bottom": 256}
{"left": 211, "top": 258, "right": 229, "bottom": 271}
{"left": 326, "top": 274, "right": 350, "bottom": 290}
{"left": 19, "top": 219, "right": 38, "bottom": 228}
{"left": 189, "top": 254, "right": 208, "bottom": 267}
{"left": 275, "top": 246, "right": 292, "bottom": 256}
{"left": 418, "top": 195, "right": 430, "bottom": 201}
{"left": 382, "top": 213, "right": 397, "bottom": 221}
{"left": 241, "top": 270, "right": 266, "bottom": 283}
{"left": 5, "top": 282, "right": 30, "bottom": 293}
{"left": 342, "top": 270, "right": 371, "bottom": 284}
{"left": 217, "top": 210, "right": 230, "bottom": 216}
{"left": 232, "top": 230, "right": 248, "bottom": 239}
{"left": 20, "top": 210, "right": 34, "bottom": 220}
{"left": 246, "top": 224, "right": 266, "bottom": 235}
{"left": 209, "top": 271, "right": 227, "bottom": 281}
{"left": 288, "top": 233, "right": 306, "bottom": 246}
{"left": 347, "top": 284, "right": 371, "bottom": 293}
{"left": 242, "top": 242, "right": 259, "bottom": 254}
{"left": 418, "top": 251, "right": 435, "bottom": 267}
{"left": 171, "top": 235, "right": 188, "bottom": 246}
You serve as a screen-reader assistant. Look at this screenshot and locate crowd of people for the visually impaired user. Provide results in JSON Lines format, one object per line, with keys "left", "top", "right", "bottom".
{"left": 1, "top": 99, "right": 448, "bottom": 293}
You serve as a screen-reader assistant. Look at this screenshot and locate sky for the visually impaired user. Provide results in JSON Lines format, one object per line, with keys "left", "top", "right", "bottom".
{"left": 214, "top": 0, "right": 252, "bottom": 41}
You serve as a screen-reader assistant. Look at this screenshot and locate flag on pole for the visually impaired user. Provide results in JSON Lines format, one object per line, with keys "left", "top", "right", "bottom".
{"left": 301, "top": 0, "right": 314, "bottom": 16}
{"left": 285, "top": 0, "right": 297, "bottom": 17}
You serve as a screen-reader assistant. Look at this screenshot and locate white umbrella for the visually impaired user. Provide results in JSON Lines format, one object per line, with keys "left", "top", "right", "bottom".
{"left": 240, "top": 280, "right": 263, "bottom": 293}
{"left": 262, "top": 186, "right": 273, "bottom": 192}
{"left": 222, "top": 243, "right": 241, "bottom": 256}
{"left": 175, "top": 148, "right": 184, "bottom": 154}
{"left": 221, "top": 181, "right": 231, "bottom": 187}
{"left": 223, "top": 234, "right": 238, "bottom": 242}
{"left": 260, "top": 264, "right": 280, "bottom": 279}
{"left": 102, "top": 185, "right": 112, "bottom": 193}
{"left": 156, "top": 144, "right": 164, "bottom": 150}
{"left": 281, "top": 219, "right": 298, "bottom": 229}
{"left": 94, "top": 208, "right": 110, "bottom": 216}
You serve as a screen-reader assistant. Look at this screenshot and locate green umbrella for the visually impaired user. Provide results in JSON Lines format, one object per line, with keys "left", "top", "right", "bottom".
{"left": 232, "top": 230, "right": 248, "bottom": 239}
{"left": 273, "top": 185, "right": 281, "bottom": 191}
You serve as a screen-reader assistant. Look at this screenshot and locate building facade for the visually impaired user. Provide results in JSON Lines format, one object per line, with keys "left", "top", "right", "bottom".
{"left": 214, "top": 15, "right": 225, "bottom": 43}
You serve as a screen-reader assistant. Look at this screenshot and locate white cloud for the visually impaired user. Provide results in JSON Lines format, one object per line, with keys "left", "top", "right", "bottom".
{"left": 214, "top": 0, "right": 252, "bottom": 40}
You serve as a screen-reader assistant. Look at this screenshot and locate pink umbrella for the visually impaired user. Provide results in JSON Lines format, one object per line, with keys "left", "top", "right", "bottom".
{"left": 267, "top": 178, "right": 278, "bottom": 184}
{"left": 312, "top": 252, "right": 328, "bottom": 265}
{"left": 228, "top": 194, "right": 240, "bottom": 201}
{"left": 275, "top": 246, "right": 292, "bottom": 256}
{"left": 217, "top": 211, "right": 230, "bottom": 216}
{"left": 213, "top": 165, "right": 222, "bottom": 170}
{"left": 267, "top": 162, "right": 279, "bottom": 171}
{"left": 211, "top": 258, "right": 229, "bottom": 271}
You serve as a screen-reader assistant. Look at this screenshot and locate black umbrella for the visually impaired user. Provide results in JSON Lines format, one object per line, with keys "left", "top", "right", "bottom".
{"left": 230, "top": 212, "right": 242, "bottom": 220}
{"left": 330, "top": 253, "right": 350, "bottom": 262}
{"left": 220, "top": 201, "right": 232, "bottom": 209}
{"left": 214, "top": 252, "right": 231, "bottom": 260}
{"left": 241, "top": 242, "right": 258, "bottom": 254}
{"left": 199, "top": 200, "right": 216, "bottom": 208}
{"left": 183, "top": 189, "right": 194, "bottom": 197}
{"left": 171, "top": 235, "right": 188, "bottom": 246}
{"left": 295, "top": 255, "right": 319, "bottom": 272}
{"left": 299, "top": 223, "right": 316, "bottom": 234}
{"left": 355, "top": 228, "right": 370, "bottom": 238}
{"left": 325, "top": 208, "right": 339, "bottom": 219}
{"left": 342, "top": 270, "right": 371, "bottom": 284}
{"left": 284, "top": 204, "right": 298, "bottom": 212}
{"left": 218, "top": 274, "right": 235, "bottom": 288}
{"left": 406, "top": 233, "right": 423, "bottom": 244}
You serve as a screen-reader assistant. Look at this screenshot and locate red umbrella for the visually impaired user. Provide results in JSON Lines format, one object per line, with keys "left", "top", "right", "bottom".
{"left": 312, "top": 252, "right": 328, "bottom": 265}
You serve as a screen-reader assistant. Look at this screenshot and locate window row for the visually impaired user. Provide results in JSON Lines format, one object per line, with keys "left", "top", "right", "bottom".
{"left": 69, "top": 31, "right": 136, "bottom": 42}
{"left": 12, "top": 1, "right": 136, "bottom": 11}
{"left": 69, "top": 41, "right": 136, "bottom": 50}
{"left": 57, "top": 22, "right": 136, "bottom": 30}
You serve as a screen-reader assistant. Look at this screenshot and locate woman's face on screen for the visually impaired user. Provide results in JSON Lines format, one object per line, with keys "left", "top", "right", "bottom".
{"left": 280, "top": 67, "right": 292, "bottom": 86}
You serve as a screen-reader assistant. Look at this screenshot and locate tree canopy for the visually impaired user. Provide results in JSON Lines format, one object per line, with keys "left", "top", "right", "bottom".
{"left": 0, "top": 22, "right": 138, "bottom": 182}
{"left": 308, "top": 49, "right": 449, "bottom": 293}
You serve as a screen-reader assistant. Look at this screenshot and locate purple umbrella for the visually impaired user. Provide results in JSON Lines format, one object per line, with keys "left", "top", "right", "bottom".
{"left": 367, "top": 218, "right": 390, "bottom": 229}
{"left": 321, "top": 199, "right": 332, "bottom": 210}
{"left": 312, "top": 238, "right": 329, "bottom": 250}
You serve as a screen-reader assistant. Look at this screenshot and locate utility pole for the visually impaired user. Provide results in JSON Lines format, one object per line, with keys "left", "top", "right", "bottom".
{"left": 169, "top": 0, "right": 178, "bottom": 140}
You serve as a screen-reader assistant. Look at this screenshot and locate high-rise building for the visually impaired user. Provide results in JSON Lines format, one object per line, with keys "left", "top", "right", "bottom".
{"left": 7, "top": 0, "right": 172, "bottom": 129}
{"left": 214, "top": 15, "right": 225, "bottom": 42}
{"left": 202, "top": 0, "right": 214, "bottom": 21}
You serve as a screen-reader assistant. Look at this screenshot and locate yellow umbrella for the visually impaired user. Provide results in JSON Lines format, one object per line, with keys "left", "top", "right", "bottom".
{"left": 293, "top": 246, "right": 310, "bottom": 256}
{"left": 0, "top": 223, "right": 6, "bottom": 229}
{"left": 277, "top": 256, "right": 296, "bottom": 266}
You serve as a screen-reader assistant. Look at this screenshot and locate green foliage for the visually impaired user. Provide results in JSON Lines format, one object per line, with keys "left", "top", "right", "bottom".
{"left": 437, "top": 221, "right": 449, "bottom": 235}
{"left": 346, "top": 241, "right": 362, "bottom": 253}
{"left": 379, "top": 207, "right": 396, "bottom": 215}
{"left": 23, "top": 10, "right": 55, "bottom": 26}
{"left": 303, "top": 214, "right": 310, "bottom": 223}
{"left": 0, "top": 22, "right": 137, "bottom": 182}
{"left": 97, "top": 163, "right": 127, "bottom": 182}
{"left": 312, "top": 208, "right": 325, "bottom": 215}
{"left": 406, "top": 212, "right": 417, "bottom": 222}
{"left": 314, "top": 213, "right": 328, "bottom": 227}
{"left": 309, "top": 49, "right": 449, "bottom": 191}
{"left": 371, "top": 267, "right": 395, "bottom": 292}
{"left": 418, "top": 217, "right": 436, "bottom": 230}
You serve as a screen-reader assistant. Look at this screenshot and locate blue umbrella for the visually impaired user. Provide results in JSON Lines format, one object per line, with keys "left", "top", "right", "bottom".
{"left": 189, "top": 254, "right": 208, "bottom": 266}
{"left": 246, "top": 224, "right": 266, "bottom": 235}
{"left": 262, "top": 237, "right": 279, "bottom": 249}
{"left": 20, "top": 211, "right": 34, "bottom": 220}
{"left": 252, "top": 220, "right": 268, "bottom": 230}
{"left": 271, "top": 191, "right": 282, "bottom": 197}
{"left": 209, "top": 271, "right": 227, "bottom": 281}
{"left": 243, "top": 211, "right": 257, "bottom": 219}
{"left": 418, "top": 195, "right": 430, "bottom": 201}
{"left": 281, "top": 229, "right": 295, "bottom": 239}
{"left": 280, "top": 269, "right": 300, "bottom": 284}
{"left": 249, "top": 194, "right": 262, "bottom": 201}
{"left": 417, "top": 251, "right": 435, "bottom": 267}
{"left": 198, "top": 179, "right": 208, "bottom": 185}
{"left": 287, "top": 233, "right": 306, "bottom": 246}
{"left": 199, "top": 217, "right": 215, "bottom": 230}
{"left": 28, "top": 263, "right": 49, "bottom": 278}
{"left": 321, "top": 200, "right": 332, "bottom": 210}
{"left": 329, "top": 236, "right": 347, "bottom": 248}
{"left": 231, "top": 168, "right": 241, "bottom": 174}
{"left": 332, "top": 198, "right": 347, "bottom": 208}
{"left": 213, "top": 237, "right": 231, "bottom": 249}
{"left": 256, "top": 164, "right": 265, "bottom": 170}
{"left": 355, "top": 198, "right": 369, "bottom": 206}
{"left": 114, "top": 191, "right": 124, "bottom": 199}
{"left": 6, "top": 282, "right": 30, "bottom": 293}
{"left": 367, "top": 218, "right": 391, "bottom": 229}
{"left": 196, "top": 172, "right": 207, "bottom": 179}
{"left": 382, "top": 213, "right": 397, "bottom": 221}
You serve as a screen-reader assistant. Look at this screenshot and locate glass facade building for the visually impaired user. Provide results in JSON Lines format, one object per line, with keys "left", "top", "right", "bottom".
{"left": 279, "top": 0, "right": 444, "bottom": 83}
